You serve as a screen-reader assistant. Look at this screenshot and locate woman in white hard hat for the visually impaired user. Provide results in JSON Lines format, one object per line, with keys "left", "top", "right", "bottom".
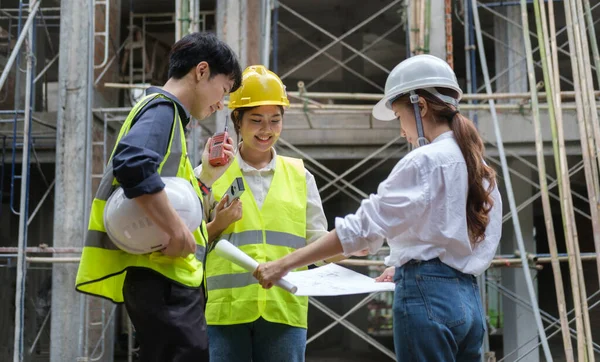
{"left": 253, "top": 54, "right": 502, "bottom": 361}
{"left": 194, "top": 65, "right": 331, "bottom": 362}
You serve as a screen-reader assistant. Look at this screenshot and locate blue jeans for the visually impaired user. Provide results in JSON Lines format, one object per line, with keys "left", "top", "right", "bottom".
{"left": 393, "top": 259, "right": 485, "bottom": 362}
{"left": 208, "top": 317, "right": 307, "bottom": 362}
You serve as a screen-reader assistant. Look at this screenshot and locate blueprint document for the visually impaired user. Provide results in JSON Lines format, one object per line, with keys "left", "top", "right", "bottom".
{"left": 284, "top": 263, "right": 395, "bottom": 296}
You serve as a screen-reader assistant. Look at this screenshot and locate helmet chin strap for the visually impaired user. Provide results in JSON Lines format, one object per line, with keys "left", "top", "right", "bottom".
{"left": 410, "top": 91, "right": 429, "bottom": 147}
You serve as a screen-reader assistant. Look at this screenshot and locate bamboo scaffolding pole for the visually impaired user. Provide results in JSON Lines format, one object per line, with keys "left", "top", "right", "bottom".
{"left": 569, "top": 0, "right": 600, "bottom": 200}
{"left": 470, "top": 0, "right": 553, "bottom": 359}
{"left": 563, "top": 0, "right": 600, "bottom": 358}
{"left": 584, "top": 0, "right": 600, "bottom": 94}
{"left": 523, "top": 0, "right": 574, "bottom": 358}
{"left": 538, "top": 0, "right": 587, "bottom": 358}
{"left": 570, "top": 0, "right": 600, "bottom": 281}
{"left": 576, "top": 0, "right": 600, "bottom": 199}
{"left": 538, "top": 0, "right": 587, "bottom": 359}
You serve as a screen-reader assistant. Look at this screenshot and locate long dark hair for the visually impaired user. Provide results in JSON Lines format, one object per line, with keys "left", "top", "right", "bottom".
{"left": 395, "top": 88, "right": 496, "bottom": 244}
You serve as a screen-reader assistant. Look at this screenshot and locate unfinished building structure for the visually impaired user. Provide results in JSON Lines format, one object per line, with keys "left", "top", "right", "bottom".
{"left": 1, "top": 0, "right": 600, "bottom": 361}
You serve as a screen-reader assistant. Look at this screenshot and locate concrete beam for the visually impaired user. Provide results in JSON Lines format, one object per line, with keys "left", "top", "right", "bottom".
{"left": 3, "top": 109, "right": 588, "bottom": 161}
{"left": 277, "top": 141, "right": 584, "bottom": 160}
{"left": 278, "top": 109, "right": 583, "bottom": 146}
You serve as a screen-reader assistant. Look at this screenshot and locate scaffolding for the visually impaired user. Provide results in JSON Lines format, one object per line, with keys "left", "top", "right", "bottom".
{"left": 2, "top": 0, "right": 600, "bottom": 361}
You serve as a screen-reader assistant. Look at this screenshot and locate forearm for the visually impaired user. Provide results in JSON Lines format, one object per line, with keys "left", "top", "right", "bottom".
{"left": 281, "top": 229, "right": 344, "bottom": 271}
{"left": 206, "top": 220, "right": 227, "bottom": 243}
{"left": 134, "top": 190, "right": 186, "bottom": 238}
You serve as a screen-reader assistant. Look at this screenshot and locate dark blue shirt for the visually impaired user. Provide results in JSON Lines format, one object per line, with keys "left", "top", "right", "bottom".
{"left": 112, "top": 87, "right": 191, "bottom": 199}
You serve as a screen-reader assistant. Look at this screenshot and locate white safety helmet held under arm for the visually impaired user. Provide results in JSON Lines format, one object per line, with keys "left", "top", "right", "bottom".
{"left": 372, "top": 54, "right": 463, "bottom": 123}
{"left": 103, "top": 177, "right": 202, "bottom": 254}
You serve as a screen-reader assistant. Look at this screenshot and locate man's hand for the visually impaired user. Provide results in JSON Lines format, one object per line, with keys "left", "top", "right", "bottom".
{"left": 374, "top": 266, "right": 395, "bottom": 283}
{"left": 161, "top": 226, "right": 197, "bottom": 258}
{"left": 213, "top": 195, "right": 243, "bottom": 230}
{"left": 198, "top": 136, "right": 236, "bottom": 187}
{"left": 253, "top": 260, "right": 290, "bottom": 289}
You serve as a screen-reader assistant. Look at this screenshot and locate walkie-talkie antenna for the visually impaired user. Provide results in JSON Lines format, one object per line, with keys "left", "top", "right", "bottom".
{"left": 224, "top": 114, "right": 229, "bottom": 132}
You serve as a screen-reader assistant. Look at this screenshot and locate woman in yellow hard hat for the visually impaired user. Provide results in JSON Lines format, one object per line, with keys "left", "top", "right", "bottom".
{"left": 194, "top": 65, "right": 327, "bottom": 362}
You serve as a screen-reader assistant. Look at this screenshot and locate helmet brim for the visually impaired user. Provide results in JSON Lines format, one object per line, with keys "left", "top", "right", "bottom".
{"left": 372, "top": 97, "right": 396, "bottom": 121}
{"left": 228, "top": 100, "right": 290, "bottom": 110}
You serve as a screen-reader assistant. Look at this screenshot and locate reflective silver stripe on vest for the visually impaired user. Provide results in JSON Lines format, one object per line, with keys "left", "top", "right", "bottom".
{"left": 195, "top": 244, "right": 206, "bottom": 262}
{"left": 160, "top": 112, "right": 182, "bottom": 176}
{"left": 86, "top": 230, "right": 122, "bottom": 250}
{"left": 224, "top": 230, "right": 306, "bottom": 249}
{"left": 86, "top": 98, "right": 205, "bottom": 262}
{"left": 266, "top": 231, "right": 306, "bottom": 249}
{"left": 87, "top": 230, "right": 207, "bottom": 261}
{"left": 96, "top": 163, "right": 117, "bottom": 200}
{"left": 207, "top": 272, "right": 257, "bottom": 290}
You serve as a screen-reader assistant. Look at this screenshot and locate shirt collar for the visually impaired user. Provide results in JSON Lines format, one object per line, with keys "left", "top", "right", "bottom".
{"left": 432, "top": 131, "right": 454, "bottom": 143}
{"left": 236, "top": 146, "right": 277, "bottom": 172}
{"left": 146, "top": 86, "right": 191, "bottom": 126}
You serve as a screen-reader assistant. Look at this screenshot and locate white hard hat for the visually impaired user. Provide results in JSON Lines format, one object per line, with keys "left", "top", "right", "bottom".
{"left": 372, "top": 54, "right": 463, "bottom": 121}
{"left": 104, "top": 177, "right": 202, "bottom": 254}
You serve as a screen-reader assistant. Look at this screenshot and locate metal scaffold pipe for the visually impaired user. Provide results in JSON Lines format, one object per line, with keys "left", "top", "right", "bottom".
{"left": 12, "top": 1, "right": 37, "bottom": 360}
{"left": 0, "top": 0, "right": 41, "bottom": 93}
{"left": 470, "top": 0, "right": 554, "bottom": 360}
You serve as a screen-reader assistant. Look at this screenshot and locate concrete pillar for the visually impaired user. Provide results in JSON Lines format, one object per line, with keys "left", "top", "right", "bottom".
{"left": 500, "top": 159, "right": 539, "bottom": 362}
{"left": 428, "top": 0, "right": 447, "bottom": 60}
{"left": 215, "top": 0, "right": 262, "bottom": 142}
{"left": 493, "top": 6, "right": 527, "bottom": 100}
{"left": 407, "top": 0, "right": 446, "bottom": 59}
{"left": 50, "top": 0, "right": 91, "bottom": 359}
{"left": 216, "top": 0, "right": 261, "bottom": 70}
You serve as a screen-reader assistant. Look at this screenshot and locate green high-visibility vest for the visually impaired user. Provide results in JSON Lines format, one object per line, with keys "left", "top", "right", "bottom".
{"left": 206, "top": 156, "right": 309, "bottom": 328}
{"left": 75, "top": 93, "right": 208, "bottom": 303}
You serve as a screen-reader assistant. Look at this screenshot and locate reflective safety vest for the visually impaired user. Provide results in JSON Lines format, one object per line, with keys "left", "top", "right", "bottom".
{"left": 206, "top": 156, "right": 309, "bottom": 328}
{"left": 75, "top": 93, "right": 208, "bottom": 303}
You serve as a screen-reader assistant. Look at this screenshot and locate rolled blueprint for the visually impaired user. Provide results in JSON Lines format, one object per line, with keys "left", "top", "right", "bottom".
{"left": 214, "top": 239, "right": 298, "bottom": 294}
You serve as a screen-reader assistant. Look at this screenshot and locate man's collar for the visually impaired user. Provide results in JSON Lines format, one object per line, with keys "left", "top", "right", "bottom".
{"left": 146, "top": 86, "right": 191, "bottom": 125}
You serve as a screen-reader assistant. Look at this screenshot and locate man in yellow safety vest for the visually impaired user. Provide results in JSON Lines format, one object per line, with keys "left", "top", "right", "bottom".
{"left": 75, "top": 32, "right": 242, "bottom": 362}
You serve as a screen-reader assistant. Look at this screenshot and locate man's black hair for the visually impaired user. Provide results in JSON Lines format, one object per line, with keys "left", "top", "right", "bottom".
{"left": 168, "top": 32, "right": 242, "bottom": 93}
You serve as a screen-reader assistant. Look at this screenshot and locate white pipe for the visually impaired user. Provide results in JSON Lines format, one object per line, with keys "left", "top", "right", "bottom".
{"left": 470, "top": 0, "right": 553, "bottom": 361}
{"left": 34, "top": 53, "right": 59, "bottom": 83}
{"left": 13, "top": 1, "right": 36, "bottom": 359}
{"left": 261, "top": 0, "right": 272, "bottom": 68}
{"left": 93, "top": 0, "right": 111, "bottom": 69}
{"left": 0, "top": 0, "right": 41, "bottom": 92}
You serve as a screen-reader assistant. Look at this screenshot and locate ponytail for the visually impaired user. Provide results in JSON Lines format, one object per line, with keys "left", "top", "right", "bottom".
{"left": 395, "top": 89, "right": 496, "bottom": 244}
{"left": 449, "top": 112, "right": 496, "bottom": 243}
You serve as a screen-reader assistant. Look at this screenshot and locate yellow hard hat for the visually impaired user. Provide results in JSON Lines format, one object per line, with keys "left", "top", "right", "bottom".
{"left": 228, "top": 65, "right": 290, "bottom": 109}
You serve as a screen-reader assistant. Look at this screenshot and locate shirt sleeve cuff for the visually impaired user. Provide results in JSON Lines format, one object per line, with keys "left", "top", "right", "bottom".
{"left": 122, "top": 172, "right": 165, "bottom": 199}
{"left": 335, "top": 216, "right": 369, "bottom": 256}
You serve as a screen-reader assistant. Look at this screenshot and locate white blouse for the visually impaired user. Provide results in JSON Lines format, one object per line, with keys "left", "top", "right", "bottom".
{"left": 194, "top": 148, "right": 328, "bottom": 244}
{"left": 335, "top": 131, "right": 502, "bottom": 276}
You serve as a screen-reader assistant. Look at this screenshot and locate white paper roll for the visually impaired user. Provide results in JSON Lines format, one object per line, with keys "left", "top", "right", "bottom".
{"left": 214, "top": 239, "right": 298, "bottom": 294}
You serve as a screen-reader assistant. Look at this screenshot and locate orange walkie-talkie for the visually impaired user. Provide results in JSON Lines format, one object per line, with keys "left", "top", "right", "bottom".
{"left": 208, "top": 115, "right": 229, "bottom": 166}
